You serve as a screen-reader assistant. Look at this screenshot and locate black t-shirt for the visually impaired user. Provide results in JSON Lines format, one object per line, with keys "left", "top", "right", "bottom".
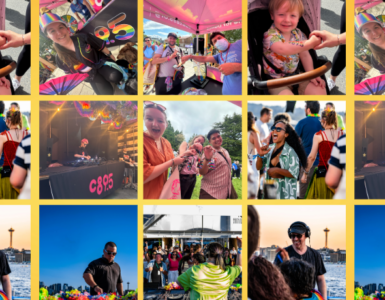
{"left": 0, "top": 250, "right": 11, "bottom": 277}
{"left": 274, "top": 245, "right": 326, "bottom": 287}
{"left": 77, "top": 146, "right": 89, "bottom": 157}
{"left": 151, "top": 262, "right": 162, "bottom": 283}
{"left": 84, "top": 257, "right": 123, "bottom": 296}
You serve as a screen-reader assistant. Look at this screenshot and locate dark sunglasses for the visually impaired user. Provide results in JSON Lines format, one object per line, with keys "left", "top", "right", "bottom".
{"left": 145, "top": 39, "right": 151, "bottom": 42}
{"left": 291, "top": 234, "right": 303, "bottom": 239}
{"left": 105, "top": 249, "right": 117, "bottom": 256}
{"left": 271, "top": 126, "right": 286, "bottom": 133}
{"left": 144, "top": 101, "right": 167, "bottom": 112}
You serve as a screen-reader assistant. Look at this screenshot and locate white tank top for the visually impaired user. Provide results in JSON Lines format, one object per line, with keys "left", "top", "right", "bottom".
{"left": 248, "top": 131, "right": 256, "bottom": 155}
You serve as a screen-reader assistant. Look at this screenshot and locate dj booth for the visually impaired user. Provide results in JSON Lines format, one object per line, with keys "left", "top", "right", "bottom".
{"left": 355, "top": 166, "right": 385, "bottom": 199}
{"left": 40, "top": 160, "right": 125, "bottom": 199}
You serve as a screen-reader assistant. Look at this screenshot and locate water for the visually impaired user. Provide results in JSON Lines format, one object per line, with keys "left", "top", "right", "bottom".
{"left": 324, "top": 263, "right": 346, "bottom": 297}
{"left": 7, "top": 263, "right": 30, "bottom": 297}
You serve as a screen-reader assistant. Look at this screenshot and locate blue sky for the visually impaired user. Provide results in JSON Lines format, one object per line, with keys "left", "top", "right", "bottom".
{"left": 40, "top": 206, "right": 138, "bottom": 289}
{"left": 355, "top": 206, "right": 385, "bottom": 286}
{"left": 143, "top": 19, "right": 190, "bottom": 40}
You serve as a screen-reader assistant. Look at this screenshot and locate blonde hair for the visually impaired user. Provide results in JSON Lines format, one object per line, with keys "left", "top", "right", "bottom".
{"left": 269, "top": 0, "right": 305, "bottom": 17}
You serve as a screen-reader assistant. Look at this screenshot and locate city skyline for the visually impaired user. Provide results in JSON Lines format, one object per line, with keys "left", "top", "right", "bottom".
{"left": 39, "top": 206, "right": 138, "bottom": 289}
{"left": 355, "top": 206, "right": 385, "bottom": 285}
{"left": 254, "top": 205, "right": 346, "bottom": 249}
{"left": 0, "top": 206, "right": 30, "bottom": 249}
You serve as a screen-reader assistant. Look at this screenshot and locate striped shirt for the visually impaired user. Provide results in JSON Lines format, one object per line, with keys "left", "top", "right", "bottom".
{"left": 200, "top": 147, "right": 232, "bottom": 199}
{"left": 329, "top": 134, "right": 346, "bottom": 170}
{"left": 13, "top": 134, "right": 31, "bottom": 170}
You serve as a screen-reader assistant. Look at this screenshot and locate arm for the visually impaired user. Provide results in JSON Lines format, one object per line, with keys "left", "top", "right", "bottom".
{"left": 305, "top": 135, "right": 320, "bottom": 172}
{"left": 2, "top": 275, "right": 12, "bottom": 300}
{"left": 179, "top": 141, "right": 188, "bottom": 155}
{"left": 101, "top": 47, "right": 116, "bottom": 61}
{"left": 251, "top": 132, "right": 263, "bottom": 155}
{"left": 74, "top": 12, "right": 82, "bottom": 23}
{"left": 152, "top": 51, "right": 177, "bottom": 65}
{"left": 181, "top": 54, "right": 216, "bottom": 64}
{"left": 317, "top": 275, "right": 327, "bottom": 300}
{"left": 270, "top": 35, "right": 321, "bottom": 56}
{"left": 10, "top": 164, "right": 27, "bottom": 189}
{"left": 325, "top": 164, "right": 342, "bottom": 189}
{"left": 83, "top": 273, "right": 103, "bottom": 294}
{"left": 144, "top": 157, "right": 183, "bottom": 184}
{"left": 83, "top": 0, "right": 95, "bottom": 15}
{"left": 117, "top": 282, "right": 123, "bottom": 296}
{"left": 198, "top": 158, "right": 210, "bottom": 175}
{"left": 310, "top": 31, "right": 346, "bottom": 50}
{"left": 268, "top": 167, "right": 294, "bottom": 179}
{"left": 0, "top": 31, "right": 31, "bottom": 50}
{"left": 235, "top": 238, "right": 242, "bottom": 267}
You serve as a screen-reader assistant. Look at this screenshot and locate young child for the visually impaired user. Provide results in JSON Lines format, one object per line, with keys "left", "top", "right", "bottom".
{"left": 263, "top": 0, "right": 326, "bottom": 95}
{"left": 179, "top": 142, "right": 203, "bottom": 199}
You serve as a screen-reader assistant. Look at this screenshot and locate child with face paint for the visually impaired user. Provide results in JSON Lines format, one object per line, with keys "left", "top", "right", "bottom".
{"left": 181, "top": 32, "right": 242, "bottom": 95}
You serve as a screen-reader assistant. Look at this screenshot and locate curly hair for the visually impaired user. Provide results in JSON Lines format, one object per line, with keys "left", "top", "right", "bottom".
{"left": 280, "top": 258, "right": 315, "bottom": 298}
{"left": 6, "top": 110, "right": 22, "bottom": 129}
{"left": 248, "top": 256, "right": 295, "bottom": 300}
{"left": 275, "top": 120, "right": 307, "bottom": 169}
{"left": 321, "top": 110, "right": 338, "bottom": 129}
{"left": 248, "top": 112, "right": 258, "bottom": 133}
{"left": 274, "top": 113, "right": 292, "bottom": 123}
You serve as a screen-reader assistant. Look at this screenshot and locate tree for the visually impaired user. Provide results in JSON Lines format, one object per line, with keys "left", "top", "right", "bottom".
{"left": 212, "top": 113, "right": 242, "bottom": 162}
{"left": 162, "top": 120, "right": 185, "bottom": 150}
{"left": 208, "top": 29, "right": 242, "bottom": 45}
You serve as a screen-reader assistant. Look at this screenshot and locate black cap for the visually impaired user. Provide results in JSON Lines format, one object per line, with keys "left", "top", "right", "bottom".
{"left": 290, "top": 226, "right": 306, "bottom": 235}
{"left": 168, "top": 32, "right": 178, "bottom": 39}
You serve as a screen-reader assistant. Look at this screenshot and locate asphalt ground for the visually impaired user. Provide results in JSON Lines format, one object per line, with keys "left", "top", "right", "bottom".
{"left": 2, "top": 0, "right": 30, "bottom": 95}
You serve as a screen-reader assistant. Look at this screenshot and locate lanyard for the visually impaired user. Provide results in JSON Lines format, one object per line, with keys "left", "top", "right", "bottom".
{"left": 155, "top": 262, "right": 162, "bottom": 269}
{"left": 220, "top": 44, "right": 231, "bottom": 63}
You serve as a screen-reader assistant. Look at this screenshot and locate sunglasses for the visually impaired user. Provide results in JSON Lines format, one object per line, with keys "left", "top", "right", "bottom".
{"left": 144, "top": 101, "right": 167, "bottom": 112}
{"left": 291, "top": 234, "right": 303, "bottom": 239}
{"left": 271, "top": 126, "right": 286, "bottom": 133}
{"left": 104, "top": 249, "right": 117, "bottom": 256}
{"left": 145, "top": 39, "right": 151, "bottom": 42}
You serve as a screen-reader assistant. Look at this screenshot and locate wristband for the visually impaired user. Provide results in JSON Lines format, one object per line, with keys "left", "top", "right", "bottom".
{"left": 304, "top": 170, "right": 309, "bottom": 175}
{"left": 22, "top": 34, "right": 25, "bottom": 46}
{"left": 93, "top": 285, "right": 99, "bottom": 290}
{"left": 167, "top": 56, "right": 170, "bottom": 61}
{"left": 337, "top": 34, "right": 340, "bottom": 45}
{"left": 171, "top": 158, "right": 174, "bottom": 167}
{"left": 257, "top": 154, "right": 264, "bottom": 159}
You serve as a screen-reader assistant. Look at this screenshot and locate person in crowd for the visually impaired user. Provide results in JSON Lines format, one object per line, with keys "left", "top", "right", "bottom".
{"left": 256, "top": 107, "right": 272, "bottom": 141}
{"left": 230, "top": 247, "right": 237, "bottom": 264}
{"left": 74, "top": 138, "right": 91, "bottom": 160}
{"left": 301, "top": 110, "right": 343, "bottom": 199}
{"left": 10, "top": 134, "right": 30, "bottom": 199}
{"left": 178, "top": 136, "right": 205, "bottom": 199}
{"left": 83, "top": 242, "right": 123, "bottom": 296}
{"left": 0, "top": 110, "right": 28, "bottom": 199}
{"left": 168, "top": 248, "right": 182, "bottom": 283}
{"left": 280, "top": 257, "right": 325, "bottom": 300}
{"left": 223, "top": 249, "right": 232, "bottom": 267}
{"left": 0, "top": 102, "right": 8, "bottom": 169}
{"left": 144, "top": 243, "right": 150, "bottom": 283}
{"left": 325, "top": 102, "right": 345, "bottom": 131}
{"left": 192, "top": 253, "right": 205, "bottom": 265}
{"left": 67, "top": 0, "right": 94, "bottom": 24}
{"left": 145, "top": 253, "right": 168, "bottom": 287}
{"left": 152, "top": 32, "right": 184, "bottom": 95}
{"left": 274, "top": 112, "right": 292, "bottom": 124}
{"left": 181, "top": 32, "right": 242, "bottom": 95}
{"left": 248, "top": 112, "right": 263, "bottom": 196}
{"left": 198, "top": 129, "right": 233, "bottom": 199}
{"left": 262, "top": 0, "right": 325, "bottom": 95}
{"left": 257, "top": 120, "right": 307, "bottom": 199}
{"left": 143, "top": 37, "right": 158, "bottom": 67}
{"left": 235, "top": 161, "right": 241, "bottom": 179}
{"left": 178, "top": 251, "right": 194, "bottom": 275}
{"left": 143, "top": 101, "right": 189, "bottom": 199}
{"left": 274, "top": 222, "right": 327, "bottom": 299}
{"left": 296, "top": 101, "right": 323, "bottom": 199}
{"left": 325, "top": 134, "right": 346, "bottom": 199}
{"left": 232, "top": 160, "right": 238, "bottom": 179}
{"left": 0, "top": 249, "right": 12, "bottom": 300}
{"left": 354, "top": 10, "right": 385, "bottom": 73}
{"left": 39, "top": 12, "right": 128, "bottom": 95}
{"left": 10, "top": 103, "right": 29, "bottom": 130}
{"left": 177, "top": 241, "right": 242, "bottom": 300}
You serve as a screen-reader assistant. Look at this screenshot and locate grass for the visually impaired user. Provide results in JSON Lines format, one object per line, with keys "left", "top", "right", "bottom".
{"left": 190, "top": 174, "right": 242, "bottom": 199}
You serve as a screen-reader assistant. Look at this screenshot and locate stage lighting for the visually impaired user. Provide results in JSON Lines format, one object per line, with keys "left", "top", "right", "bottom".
{"left": 57, "top": 108, "right": 60, "bottom": 111}
{"left": 373, "top": 108, "right": 375, "bottom": 111}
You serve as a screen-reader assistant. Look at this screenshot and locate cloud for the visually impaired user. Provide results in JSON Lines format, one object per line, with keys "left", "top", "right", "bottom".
{"left": 158, "top": 32, "right": 167, "bottom": 35}
{"left": 144, "top": 20, "right": 174, "bottom": 31}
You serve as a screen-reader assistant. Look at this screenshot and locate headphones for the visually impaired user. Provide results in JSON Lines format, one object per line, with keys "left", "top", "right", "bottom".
{"left": 288, "top": 221, "right": 311, "bottom": 238}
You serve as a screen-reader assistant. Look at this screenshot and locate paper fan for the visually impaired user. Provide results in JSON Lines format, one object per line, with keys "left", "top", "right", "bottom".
{"left": 0, "top": 290, "right": 9, "bottom": 300}
{"left": 61, "top": 15, "right": 78, "bottom": 34}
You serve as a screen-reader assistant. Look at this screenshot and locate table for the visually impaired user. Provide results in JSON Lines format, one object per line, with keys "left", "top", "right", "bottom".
{"left": 40, "top": 161, "right": 125, "bottom": 199}
{"left": 181, "top": 76, "right": 223, "bottom": 95}
{"left": 355, "top": 166, "right": 385, "bottom": 199}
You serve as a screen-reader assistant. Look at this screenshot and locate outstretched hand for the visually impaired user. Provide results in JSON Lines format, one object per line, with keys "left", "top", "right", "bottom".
{"left": 310, "top": 30, "right": 341, "bottom": 50}
{"left": 276, "top": 247, "right": 290, "bottom": 261}
{"left": 203, "top": 146, "right": 215, "bottom": 160}
{"left": 0, "top": 30, "right": 25, "bottom": 50}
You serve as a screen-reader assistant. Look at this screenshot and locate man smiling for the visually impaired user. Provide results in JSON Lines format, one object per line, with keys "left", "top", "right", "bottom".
{"left": 274, "top": 222, "right": 327, "bottom": 300}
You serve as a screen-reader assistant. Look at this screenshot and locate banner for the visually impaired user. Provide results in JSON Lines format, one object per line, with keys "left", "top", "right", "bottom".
{"left": 80, "top": 0, "right": 137, "bottom": 46}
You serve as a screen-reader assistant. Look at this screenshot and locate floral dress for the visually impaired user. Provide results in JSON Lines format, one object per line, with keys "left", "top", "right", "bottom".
{"left": 263, "top": 142, "right": 300, "bottom": 199}
{"left": 263, "top": 24, "right": 307, "bottom": 79}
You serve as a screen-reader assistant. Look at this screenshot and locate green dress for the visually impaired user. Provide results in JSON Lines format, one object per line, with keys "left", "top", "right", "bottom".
{"left": 263, "top": 142, "right": 300, "bottom": 199}
{"left": 177, "top": 262, "right": 241, "bottom": 300}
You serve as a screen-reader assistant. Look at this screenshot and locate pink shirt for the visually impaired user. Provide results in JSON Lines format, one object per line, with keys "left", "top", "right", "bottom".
{"left": 180, "top": 155, "right": 199, "bottom": 175}
{"left": 168, "top": 252, "right": 182, "bottom": 271}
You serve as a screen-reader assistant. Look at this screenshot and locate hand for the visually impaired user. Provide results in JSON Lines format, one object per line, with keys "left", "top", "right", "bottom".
{"left": 310, "top": 30, "right": 340, "bottom": 50}
{"left": 0, "top": 77, "right": 10, "bottom": 89}
{"left": 181, "top": 55, "right": 191, "bottom": 64}
{"left": 259, "top": 144, "right": 270, "bottom": 156}
{"left": 159, "top": 267, "right": 163, "bottom": 272}
{"left": 301, "top": 173, "right": 308, "bottom": 183}
{"left": 310, "top": 76, "right": 325, "bottom": 89}
{"left": 182, "top": 150, "right": 194, "bottom": 156}
{"left": 267, "top": 167, "right": 284, "bottom": 179}
{"left": 0, "top": 30, "right": 25, "bottom": 50}
{"left": 307, "top": 35, "right": 322, "bottom": 49}
{"left": 149, "top": 267, "right": 153, "bottom": 271}
{"left": 170, "top": 51, "right": 177, "bottom": 59}
{"left": 94, "top": 286, "right": 103, "bottom": 295}
{"left": 236, "top": 236, "right": 242, "bottom": 248}
{"left": 145, "top": 241, "right": 148, "bottom": 245}
{"left": 86, "top": 156, "right": 91, "bottom": 160}
{"left": 203, "top": 146, "right": 215, "bottom": 160}
{"left": 276, "top": 247, "right": 290, "bottom": 261}
{"left": 173, "top": 156, "right": 185, "bottom": 165}
{"left": 218, "top": 63, "right": 236, "bottom": 76}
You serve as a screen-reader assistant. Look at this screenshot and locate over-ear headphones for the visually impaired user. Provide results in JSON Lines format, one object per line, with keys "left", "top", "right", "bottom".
{"left": 288, "top": 221, "right": 311, "bottom": 238}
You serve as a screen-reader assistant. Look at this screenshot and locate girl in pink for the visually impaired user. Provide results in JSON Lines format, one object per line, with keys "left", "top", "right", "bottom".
{"left": 168, "top": 249, "right": 182, "bottom": 283}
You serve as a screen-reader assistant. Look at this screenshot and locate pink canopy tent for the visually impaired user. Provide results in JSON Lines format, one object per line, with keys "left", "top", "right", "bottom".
{"left": 39, "top": 0, "right": 68, "bottom": 11}
{"left": 0, "top": 0, "right": 5, "bottom": 30}
{"left": 248, "top": 0, "right": 321, "bottom": 33}
{"left": 355, "top": 0, "right": 384, "bottom": 10}
{"left": 144, "top": 0, "right": 242, "bottom": 35}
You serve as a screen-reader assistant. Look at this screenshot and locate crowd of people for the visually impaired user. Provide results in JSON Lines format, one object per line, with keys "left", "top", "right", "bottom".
{"left": 248, "top": 101, "right": 346, "bottom": 199}
{"left": 144, "top": 240, "right": 242, "bottom": 299}
{"left": 248, "top": 206, "right": 327, "bottom": 300}
{"left": 143, "top": 101, "right": 237, "bottom": 199}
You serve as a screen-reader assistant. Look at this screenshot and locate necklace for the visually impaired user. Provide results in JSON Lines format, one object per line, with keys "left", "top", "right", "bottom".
{"left": 307, "top": 113, "right": 319, "bottom": 117}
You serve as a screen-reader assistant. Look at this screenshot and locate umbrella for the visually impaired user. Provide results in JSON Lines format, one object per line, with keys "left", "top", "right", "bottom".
{"left": 355, "top": 0, "right": 384, "bottom": 10}
{"left": 355, "top": 74, "right": 385, "bottom": 95}
{"left": 39, "top": 73, "right": 89, "bottom": 95}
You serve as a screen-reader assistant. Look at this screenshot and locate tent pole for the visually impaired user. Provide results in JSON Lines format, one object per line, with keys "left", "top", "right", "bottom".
{"left": 196, "top": 24, "right": 199, "bottom": 54}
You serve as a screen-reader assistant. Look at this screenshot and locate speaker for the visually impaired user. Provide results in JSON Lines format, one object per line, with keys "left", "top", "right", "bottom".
{"left": 193, "top": 37, "right": 204, "bottom": 55}
{"left": 107, "top": 132, "right": 118, "bottom": 161}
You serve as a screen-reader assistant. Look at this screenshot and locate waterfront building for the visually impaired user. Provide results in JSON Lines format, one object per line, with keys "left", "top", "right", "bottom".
{"left": 355, "top": 281, "right": 360, "bottom": 288}
{"left": 379, "top": 284, "right": 384, "bottom": 291}
{"left": 14, "top": 253, "right": 23, "bottom": 263}
{"left": 39, "top": 282, "right": 45, "bottom": 288}
{"left": 63, "top": 284, "right": 68, "bottom": 292}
